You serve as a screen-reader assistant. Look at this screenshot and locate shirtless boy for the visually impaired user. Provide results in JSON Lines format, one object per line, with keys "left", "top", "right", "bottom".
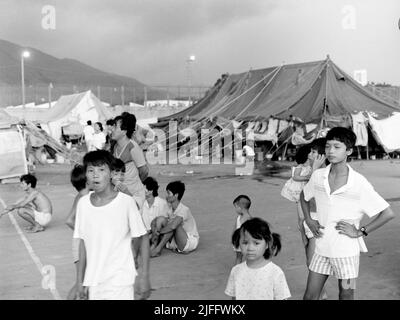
{"left": 2, "top": 174, "right": 52, "bottom": 233}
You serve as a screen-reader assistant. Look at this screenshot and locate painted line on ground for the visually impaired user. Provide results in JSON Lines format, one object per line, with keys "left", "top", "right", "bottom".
{"left": 0, "top": 197, "right": 61, "bottom": 300}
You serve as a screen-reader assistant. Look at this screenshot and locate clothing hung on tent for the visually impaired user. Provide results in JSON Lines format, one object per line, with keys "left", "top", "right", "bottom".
{"left": 351, "top": 112, "right": 368, "bottom": 147}
{"left": 368, "top": 113, "right": 400, "bottom": 152}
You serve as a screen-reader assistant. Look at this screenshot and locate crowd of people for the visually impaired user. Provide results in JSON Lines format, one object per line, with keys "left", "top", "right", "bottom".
{"left": 0, "top": 116, "right": 396, "bottom": 300}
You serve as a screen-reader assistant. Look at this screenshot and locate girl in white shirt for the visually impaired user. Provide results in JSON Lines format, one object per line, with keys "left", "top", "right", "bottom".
{"left": 225, "top": 217, "right": 291, "bottom": 300}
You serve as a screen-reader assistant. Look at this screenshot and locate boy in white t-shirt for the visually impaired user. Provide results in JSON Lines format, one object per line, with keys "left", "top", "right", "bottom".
{"left": 300, "top": 127, "right": 395, "bottom": 300}
{"left": 150, "top": 181, "right": 199, "bottom": 257}
{"left": 73, "top": 150, "right": 151, "bottom": 300}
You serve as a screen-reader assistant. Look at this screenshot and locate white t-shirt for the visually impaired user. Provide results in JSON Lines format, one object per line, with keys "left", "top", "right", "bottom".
{"left": 243, "top": 145, "right": 255, "bottom": 157}
{"left": 83, "top": 125, "right": 94, "bottom": 141}
{"left": 168, "top": 202, "right": 199, "bottom": 238}
{"left": 92, "top": 132, "right": 106, "bottom": 150}
{"left": 73, "top": 192, "right": 147, "bottom": 287}
{"left": 225, "top": 261, "right": 291, "bottom": 300}
{"left": 142, "top": 196, "right": 169, "bottom": 231}
{"left": 303, "top": 164, "right": 389, "bottom": 258}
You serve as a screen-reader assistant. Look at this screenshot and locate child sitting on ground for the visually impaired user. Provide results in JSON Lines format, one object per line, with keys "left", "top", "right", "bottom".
{"left": 232, "top": 195, "right": 252, "bottom": 265}
{"left": 150, "top": 181, "right": 199, "bottom": 257}
{"left": 65, "top": 165, "right": 90, "bottom": 300}
{"left": 3, "top": 174, "right": 52, "bottom": 233}
{"left": 141, "top": 177, "right": 169, "bottom": 241}
{"left": 225, "top": 217, "right": 291, "bottom": 300}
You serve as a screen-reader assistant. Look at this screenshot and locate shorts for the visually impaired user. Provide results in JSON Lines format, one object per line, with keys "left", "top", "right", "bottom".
{"left": 309, "top": 253, "right": 359, "bottom": 280}
{"left": 72, "top": 238, "right": 80, "bottom": 263}
{"left": 166, "top": 234, "right": 199, "bottom": 253}
{"left": 33, "top": 210, "right": 52, "bottom": 227}
{"left": 89, "top": 283, "right": 134, "bottom": 300}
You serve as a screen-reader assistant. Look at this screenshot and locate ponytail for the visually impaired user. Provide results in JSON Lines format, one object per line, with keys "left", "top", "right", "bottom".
{"left": 270, "top": 233, "right": 282, "bottom": 257}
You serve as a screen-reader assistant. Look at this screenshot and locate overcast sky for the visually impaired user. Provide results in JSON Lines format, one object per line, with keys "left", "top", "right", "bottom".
{"left": 0, "top": 0, "right": 399, "bottom": 86}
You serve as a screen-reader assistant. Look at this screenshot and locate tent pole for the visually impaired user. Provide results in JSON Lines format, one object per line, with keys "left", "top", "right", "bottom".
{"left": 282, "top": 141, "right": 288, "bottom": 161}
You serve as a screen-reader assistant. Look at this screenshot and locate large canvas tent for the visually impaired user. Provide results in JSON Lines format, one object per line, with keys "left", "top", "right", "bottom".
{"left": 162, "top": 56, "right": 400, "bottom": 123}
{"left": 0, "top": 109, "right": 28, "bottom": 179}
{"left": 6, "top": 90, "right": 113, "bottom": 142}
{"left": 156, "top": 57, "right": 400, "bottom": 158}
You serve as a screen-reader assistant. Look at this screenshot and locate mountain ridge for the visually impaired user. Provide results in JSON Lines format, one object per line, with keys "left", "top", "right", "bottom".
{"left": 0, "top": 38, "right": 145, "bottom": 87}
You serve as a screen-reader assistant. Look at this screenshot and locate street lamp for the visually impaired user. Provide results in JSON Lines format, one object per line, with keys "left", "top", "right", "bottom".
{"left": 21, "top": 50, "right": 30, "bottom": 110}
{"left": 48, "top": 82, "right": 53, "bottom": 108}
{"left": 186, "top": 55, "right": 196, "bottom": 106}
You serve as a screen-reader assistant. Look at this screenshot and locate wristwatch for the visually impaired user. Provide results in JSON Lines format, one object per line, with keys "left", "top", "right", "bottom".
{"left": 359, "top": 226, "right": 368, "bottom": 237}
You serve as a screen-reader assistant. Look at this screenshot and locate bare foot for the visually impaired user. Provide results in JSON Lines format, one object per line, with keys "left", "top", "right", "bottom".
{"left": 27, "top": 225, "right": 45, "bottom": 233}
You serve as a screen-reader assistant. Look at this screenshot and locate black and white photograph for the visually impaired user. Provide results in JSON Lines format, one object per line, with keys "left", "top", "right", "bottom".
{"left": 0, "top": 0, "right": 399, "bottom": 305}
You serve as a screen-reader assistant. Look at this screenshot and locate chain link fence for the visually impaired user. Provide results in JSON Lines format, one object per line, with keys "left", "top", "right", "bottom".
{"left": 0, "top": 84, "right": 211, "bottom": 108}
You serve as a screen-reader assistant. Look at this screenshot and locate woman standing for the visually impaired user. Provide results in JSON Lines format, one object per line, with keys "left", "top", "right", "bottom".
{"left": 91, "top": 122, "right": 106, "bottom": 151}
{"left": 111, "top": 113, "right": 149, "bottom": 210}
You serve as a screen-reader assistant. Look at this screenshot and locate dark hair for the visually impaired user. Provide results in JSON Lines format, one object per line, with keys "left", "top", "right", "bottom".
{"left": 83, "top": 150, "right": 115, "bottom": 171}
{"left": 106, "top": 119, "right": 115, "bottom": 126}
{"left": 233, "top": 195, "right": 251, "bottom": 210}
{"left": 87, "top": 120, "right": 92, "bottom": 125}
{"left": 232, "top": 228, "right": 241, "bottom": 250}
{"left": 295, "top": 145, "right": 311, "bottom": 164}
{"left": 310, "top": 138, "right": 326, "bottom": 155}
{"left": 20, "top": 174, "right": 37, "bottom": 188}
{"left": 166, "top": 180, "right": 185, "bottom": 200}
{"left": 326, "top": 127, "right": 356, "bottom": 149}
{"left": 114, "top": 113, "right": 136, "bottom": 139}
{"left": 238, "top": 217, "right": 281, "bottom": 259}
{"left": 95, "top": 122, "right": 103, "bottom": 132}
{"left": 70, "top": 165, "right": 86, "bottom": 192}
{"left": 143, "top": 176, "right": 159, "bottom": 197}
{"left": 111, "top": 157, "right": 126, "bottom": 172}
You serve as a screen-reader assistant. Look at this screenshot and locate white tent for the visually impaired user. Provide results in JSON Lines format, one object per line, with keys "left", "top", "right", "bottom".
{"left": 0, "top": 109, "right": 27, "bottom": 179}
{"left": 6, "top": 91, "right": 114, "bottom": 142}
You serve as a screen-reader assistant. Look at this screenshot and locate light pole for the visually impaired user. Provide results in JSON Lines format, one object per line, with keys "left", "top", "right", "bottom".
{"left": 48, "top": 82, "right": 53, "bottom": 108}
{"left": 186, "top": 55, "right": 195, "bottom": 106}
{"left": 21, "top": 50, "right": 30, "bottom": 110}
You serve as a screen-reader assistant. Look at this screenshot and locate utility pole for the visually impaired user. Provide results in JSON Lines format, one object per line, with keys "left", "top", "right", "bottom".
{"left": 48, "top": 82, "right": 53, "bottom": 108}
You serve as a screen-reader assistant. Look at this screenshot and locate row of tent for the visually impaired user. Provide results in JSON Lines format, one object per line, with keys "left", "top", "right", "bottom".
{"left": 155, "top": 56, "right": 400, "bottom": 155}
{"left": 2, "top": 56, "right": 400, "bottom": 179}
{"left": 0, "top": 90, "right": 117, "bottom": 180}
{"left": 0, "top": 90, "right": 161, "bottom": 180}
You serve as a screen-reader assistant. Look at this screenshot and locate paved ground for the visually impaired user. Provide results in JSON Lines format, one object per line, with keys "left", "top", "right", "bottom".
{"left": 1, "top": 159, "right": 399, "bottom": 300}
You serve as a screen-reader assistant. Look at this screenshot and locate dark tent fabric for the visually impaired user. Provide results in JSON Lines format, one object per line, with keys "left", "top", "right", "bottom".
{"left": 161, "top": 57, "right": 400, "bottom": 123}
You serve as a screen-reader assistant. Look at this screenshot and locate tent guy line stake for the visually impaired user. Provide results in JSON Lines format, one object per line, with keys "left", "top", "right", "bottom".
{"left": 0, "top": 197, "right": 62, "bottom": 300}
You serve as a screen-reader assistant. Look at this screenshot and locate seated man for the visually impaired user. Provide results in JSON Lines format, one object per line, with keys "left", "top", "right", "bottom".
{"left": 2, "top": 174, "right": 52, "bottom": 233}
{"left": 150, "top": 181, "right": 199, "bottom": 257}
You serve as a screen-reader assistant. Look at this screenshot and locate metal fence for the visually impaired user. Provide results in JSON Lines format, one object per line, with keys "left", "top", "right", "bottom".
{"left": 364, "top": 86, "right": 400, "bottom": 106}
{"left": 0, "top": 84, "right": 211, "bottom": 108}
